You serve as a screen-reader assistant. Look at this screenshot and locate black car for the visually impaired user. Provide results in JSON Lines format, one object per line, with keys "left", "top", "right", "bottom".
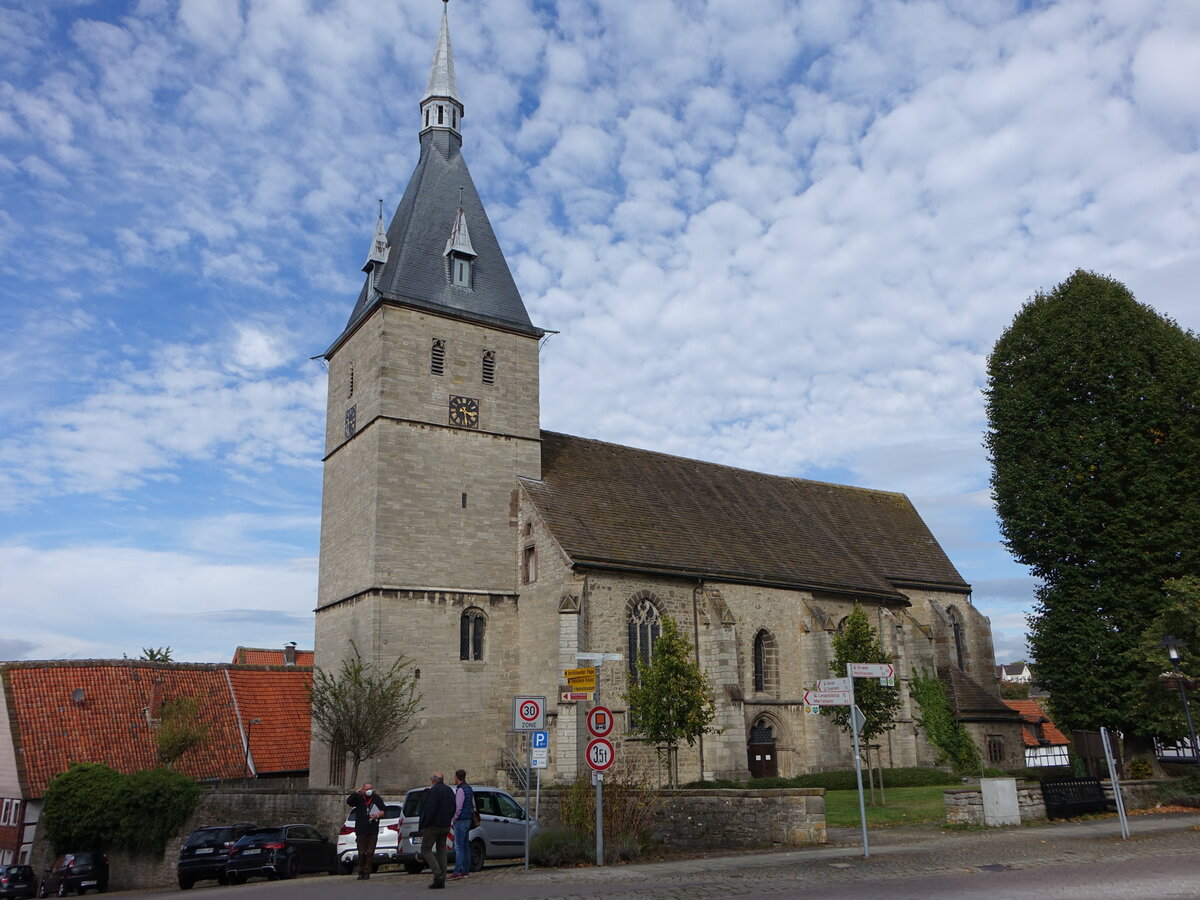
{"left": 0, "top": 865, "right": 36, "bottom": 900}
{"left": 176, "top": 823, "right": 256, "bottom": 889}
{"left": 224, "top": 824, "right": 337, "bottom": 883}
{"left": 37, "top": 852, "right": 108, "bottom": 896}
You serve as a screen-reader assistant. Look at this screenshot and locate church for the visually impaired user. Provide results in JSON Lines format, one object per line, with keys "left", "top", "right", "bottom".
{"left": 310, "top": 2, "right": 1020, "bottom": 790}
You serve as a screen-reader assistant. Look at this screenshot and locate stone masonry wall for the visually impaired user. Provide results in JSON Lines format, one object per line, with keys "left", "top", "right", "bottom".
{"left": 943, "top": 780, "right": 1164, "bottom": 826}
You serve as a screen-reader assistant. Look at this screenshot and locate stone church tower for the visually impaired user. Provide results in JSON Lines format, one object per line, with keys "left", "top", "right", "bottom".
{"left": 311, "top": 1, "right": 544, "bottom": 788}
{"left": 312, "top": 3, "right": 1022, "bottom": 791}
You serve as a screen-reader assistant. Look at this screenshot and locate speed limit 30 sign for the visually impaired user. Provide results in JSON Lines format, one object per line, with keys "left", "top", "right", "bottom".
{"left": 586, "top": 737, "right": 615, "bottom": 771}
{"left": 512, "top": 695, "right": 546, "bottom": 731}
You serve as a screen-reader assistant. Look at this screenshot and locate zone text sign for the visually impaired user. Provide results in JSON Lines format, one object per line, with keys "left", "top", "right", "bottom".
{"left": 512, "top": 695, "right": 546, "bottom": 731}
{"left": 586, "top": 737, "right": 615, "bottom": 771}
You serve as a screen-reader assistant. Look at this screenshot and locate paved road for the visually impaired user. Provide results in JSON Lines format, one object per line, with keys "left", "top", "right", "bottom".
{"left": 114, "top": 813, "right": 1200, "bottom": 899}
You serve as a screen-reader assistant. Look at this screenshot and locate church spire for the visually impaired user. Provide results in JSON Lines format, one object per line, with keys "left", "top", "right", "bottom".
{"left": 421, "top": 0, "right": 462, "bottom": 138}
{"left": 362, "top": 199, "right": 390, "bottom": 295}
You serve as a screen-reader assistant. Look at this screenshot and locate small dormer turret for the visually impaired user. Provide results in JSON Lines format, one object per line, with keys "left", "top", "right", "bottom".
{"left": 444, "top": 198, "right": 476, "bottom": 288}
{"left": 362, "top": 200, "right": 390, "bottom": 296}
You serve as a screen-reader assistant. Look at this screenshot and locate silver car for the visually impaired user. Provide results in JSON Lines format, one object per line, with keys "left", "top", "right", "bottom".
{"left": 397, "top": 786, "right": 539, "bottom": 874}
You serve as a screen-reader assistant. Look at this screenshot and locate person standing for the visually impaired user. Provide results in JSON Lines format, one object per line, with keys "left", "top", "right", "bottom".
{"left": 346, "top": 782, "right": 386, "bottom": 880}
{"left": 419, "top": 770, "right": 456, "bottom": 889}
{"left": 449, "top": 770, "right": 475, "bottom": 880}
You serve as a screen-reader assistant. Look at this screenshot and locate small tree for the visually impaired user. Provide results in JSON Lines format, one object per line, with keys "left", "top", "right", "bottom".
{"left": 825, "top": 604, "right": 901, "bottom": 744}
{"left": 310, "top": 641, "right": 423, "bottom": 787}
{"left": 155, "top": 695, "right": 211, "bottom": 768}
{"left": 623, "top": 616, "right": 719, "bottom": 787}
{"left": 140, "top": 647, "right": 173, "bottom": 662}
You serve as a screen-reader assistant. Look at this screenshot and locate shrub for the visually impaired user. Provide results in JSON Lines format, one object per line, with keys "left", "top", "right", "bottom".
{"left": 43, "top": 762, "right": 201, "bottom": 857}
{"left": 529, "top": 827, "right": 592, "bottom": 868}
{"left": 1125, "top": 756, "right": 1154, "bottom": 780}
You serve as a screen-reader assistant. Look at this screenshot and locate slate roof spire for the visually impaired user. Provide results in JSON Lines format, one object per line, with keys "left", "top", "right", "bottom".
{"left": 327, "top": 0, "right": 541, "bottom": 357}
{"left": 421, "top": 0, "right": 462, "bottom": 138}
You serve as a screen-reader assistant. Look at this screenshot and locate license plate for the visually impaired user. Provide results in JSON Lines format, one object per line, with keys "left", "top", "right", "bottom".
{"left": 81, "top": 881, "right": 97, "bottom": 887}
{"left": 243, "top": 848, "right": 261, "bottom": 855}
{"left": 195, "top": 848, "right": 214, "bottom": 854}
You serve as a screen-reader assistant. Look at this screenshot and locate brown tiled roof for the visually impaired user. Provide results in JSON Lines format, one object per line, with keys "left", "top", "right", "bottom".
{"left": 523, "top": 432, "right": 969, "bottom": 600}
{"left": 232, "top": 647, "right": 315, "bottom": 667}
{"left": 1, "top": 660, "right": 311, "bottom": 797}
{"left": 1002, "top": 699, "right": 1069, "bottom": 748}
{"left": 938, "top": 666, "right": 1024, "bottom": 724}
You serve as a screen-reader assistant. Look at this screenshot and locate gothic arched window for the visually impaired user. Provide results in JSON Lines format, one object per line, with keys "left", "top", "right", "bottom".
{"left": 753, "top": 629, "right": 777, "bottom": 693}
{"left": 627, "top": 595, "right": 661, "bottom": 680}
{"left": 949, "top": 607, "right": 964, "bottom": 670}
{"left": 460, "top": 607, "right": 486, "bottom": 661}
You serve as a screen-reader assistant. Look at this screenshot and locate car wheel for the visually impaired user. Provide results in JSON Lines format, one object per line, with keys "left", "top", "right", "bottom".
{"left": 338, "top": 857, "right": 354, "bottom": 876}
{"left": 283, "top": 854, "right": 301, "bottom": 880}
{"left": 216, "top": 872, "right": 229, "bottom": 886}
{"left": 226, "top": 872, "right": 245, "bottom": 885}
{"left": 470, "top": 839, "right": 485, "bottom": 873}
{"left": 55, "top": 883, "right": 66, "bottom": 898}
{"left": 37, "top": 882, "right": 48, "bottom": 899}
{"left": 403, "top": 861, "right": 424, "bottom": 875}
{"left": 178, "top": 873, "right": 195, "bottom": 890}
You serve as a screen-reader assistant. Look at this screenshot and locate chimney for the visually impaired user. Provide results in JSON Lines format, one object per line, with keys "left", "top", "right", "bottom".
{"left": 284, "top": 642, "right": 297, "bottom": 667}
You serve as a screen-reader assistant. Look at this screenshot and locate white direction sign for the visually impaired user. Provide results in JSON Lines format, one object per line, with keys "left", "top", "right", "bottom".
{"left": 818, "top": 677, "right": 852, "bottom": 692}
{"left": 803, "top": 689, "right": 853, "bottom": 706}
{"left": 512, "top": 696, "right": 546, "bottom": 731}
{"left": 848, "top": 663, "right": 894, "bottom": 679}
{"left": 586, "top": 737, "right": 615, "bottom": 771}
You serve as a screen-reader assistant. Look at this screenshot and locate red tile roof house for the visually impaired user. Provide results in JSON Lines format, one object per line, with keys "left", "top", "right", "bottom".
{"left": 0, "top": 655, "right": 311, "bottom": 865}
{"left": 1002, "top": 698, "right": 1070, "bottom": 768}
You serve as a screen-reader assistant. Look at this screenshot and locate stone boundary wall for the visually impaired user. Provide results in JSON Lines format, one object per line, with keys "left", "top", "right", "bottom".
{"left": 537, "top": 787, "right": 826, "bottom": 852}
{"left": 943, "top": 780, "right": 1164, "bottom": 826}
{"left": 31, "top": 785, "right": 825, "bottom": 891}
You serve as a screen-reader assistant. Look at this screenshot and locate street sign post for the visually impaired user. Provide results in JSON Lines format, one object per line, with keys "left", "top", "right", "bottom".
{"left": 586, "top": 737, "right": 615, "bottom": 771}
{"left": 576, "top": 652, "right": 623, "bottom": 868}
{"left": 586, "top": 705, "right": 614, "bottom": 738}
{"left": 848, "top": 663, "right": 894, "bottom": 679}
{"left": 512, "top": 696, "right": 545, "bottom": 731}
{"left": 818, "top": 677, "right": 853, "bottom": 692}
{"left": 802, "top": 689, "right": 853, "bottom": 706}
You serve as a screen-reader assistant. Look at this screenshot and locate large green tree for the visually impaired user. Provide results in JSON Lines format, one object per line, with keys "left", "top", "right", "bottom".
{"left": 984, "top": 270, "right": 1200, "bottom": 738}
{"left": 309, "top": 642, "right": 423, "bottom": 787}
{"left": 624, "top": 616, "right": 719, "bottom": 787}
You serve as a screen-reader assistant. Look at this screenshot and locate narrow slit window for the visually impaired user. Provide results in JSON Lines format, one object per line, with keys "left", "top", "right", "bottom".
{"left": 452, "top": 257, "right": 471, "bottom": 287}
{"left": 431, "top": 339, "right": 445, "bottom": 375}
{"left": 438, "top": 105, "right": 444, "bottom": 124}
{"left": 460, "top": 608, "right": 486, "bottom": 661}
{"left": 482, "top": 351, "right": 495, "bottom": 384}
{"left": 522, "top": 545, "right": 537, "bottom": 583}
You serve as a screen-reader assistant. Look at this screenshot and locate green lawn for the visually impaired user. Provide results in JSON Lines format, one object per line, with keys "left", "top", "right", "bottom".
{"left": 822, "top": 785, "right": 948, "bottom": 827}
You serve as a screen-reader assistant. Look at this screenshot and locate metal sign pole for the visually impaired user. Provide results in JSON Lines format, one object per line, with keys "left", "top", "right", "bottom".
{"left": 595, "top": 661, "right": 604, "bottom": 866}
{"left": 850, "top": 677, "right": 869, "bottom": 858}
{"left": 1100, "top": 727, "right": 1130, "bottom": 840}
{"left": 525, "top": 738, "right": 532, "bottom": 870}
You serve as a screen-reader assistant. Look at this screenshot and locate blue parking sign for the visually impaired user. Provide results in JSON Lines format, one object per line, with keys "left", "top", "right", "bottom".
{"left": 532, "top": 730, "right": 549, "bottom": 749}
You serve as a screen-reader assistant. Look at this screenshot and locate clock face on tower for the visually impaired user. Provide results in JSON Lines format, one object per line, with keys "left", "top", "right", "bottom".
{"left": 448, "top": 395, "right": 480, "bottom": 429}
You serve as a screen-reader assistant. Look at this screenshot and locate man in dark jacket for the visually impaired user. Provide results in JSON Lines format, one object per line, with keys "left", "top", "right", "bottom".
{"left": 346, "top": 782, "right": 386, "bottom": 880}
{"left": 419, "top": 771, "right": 456, "bottom": 889}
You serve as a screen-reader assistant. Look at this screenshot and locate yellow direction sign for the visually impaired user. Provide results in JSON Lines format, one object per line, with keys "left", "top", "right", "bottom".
{"left": 567, "top": 677, "right": 597, "bottom": 690}
{"left": 564, "top": 667, "right": 597, "bottom": 680}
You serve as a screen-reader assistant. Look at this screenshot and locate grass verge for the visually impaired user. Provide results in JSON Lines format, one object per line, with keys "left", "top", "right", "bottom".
{"left": 823, "top": 785, "right": 949, "bottom": 827}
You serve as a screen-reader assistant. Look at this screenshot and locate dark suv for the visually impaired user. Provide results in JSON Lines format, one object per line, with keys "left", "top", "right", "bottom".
{"left": 177, "top": 823, "right": 256, "bottom": 889}
{"left": 0, "top": 865, "right": 36, "bottom": 899}
{"left": 38, "top": 852, "right": 108, "bottom": 896}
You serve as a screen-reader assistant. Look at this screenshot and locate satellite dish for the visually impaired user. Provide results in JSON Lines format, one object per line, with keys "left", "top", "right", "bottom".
{"left": 71, "top": 688, "right": 85, "bottom": 704}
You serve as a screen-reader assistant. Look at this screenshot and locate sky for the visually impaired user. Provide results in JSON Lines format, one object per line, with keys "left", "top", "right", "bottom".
{"left": 1, "top": 0, "right": 1198, "bottom": 667}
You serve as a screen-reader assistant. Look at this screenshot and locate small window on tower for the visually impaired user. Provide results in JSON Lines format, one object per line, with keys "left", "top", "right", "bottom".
{"left": 438, "top": 105, "right": 444, "bottom": 125}
{"left": 425, "top": 108, "right": 430, "bottom": 127}
{"left": 482, "top": 351, "right": 495, "bottom": 384}
{"left": 452, "top": 108, "right": 457, "bottom": 128}
{"left": 522, "top": 545, "right": 537, "bottom": 584}
{"left": 348, "top": 364, "right": 354, "bottom": 398}
{"left": 431, "top": 339, "right": 445, "bottom": 375}
{"left": 452, "top": 256, "right": 471, "bottom": 287}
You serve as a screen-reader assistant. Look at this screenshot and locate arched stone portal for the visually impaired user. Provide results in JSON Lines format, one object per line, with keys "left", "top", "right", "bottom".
{"left": 747, "top": 716, "right": 779, "bottom": 778}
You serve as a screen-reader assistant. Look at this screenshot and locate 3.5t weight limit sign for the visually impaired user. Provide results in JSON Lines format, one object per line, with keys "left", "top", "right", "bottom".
{"left": 586, "top": 737, "right": 615, "bottom": 771}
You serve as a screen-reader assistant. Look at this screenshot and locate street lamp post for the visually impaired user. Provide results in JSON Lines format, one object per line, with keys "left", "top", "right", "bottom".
{"left": 243, "top": 717, "right": 262, "bottom": 786}
{"left": 1160, "top": 636, "right": 1199, "bottom": 764}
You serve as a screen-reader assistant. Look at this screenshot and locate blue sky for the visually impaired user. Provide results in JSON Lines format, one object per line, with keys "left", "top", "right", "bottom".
{"left": 2, "top": 0, "right": 1198, "bottom": 665}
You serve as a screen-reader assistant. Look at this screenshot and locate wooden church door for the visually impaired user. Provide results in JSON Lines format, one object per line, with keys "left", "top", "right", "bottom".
{"left": 747, "top": 718, "right": 778, "bottom": 778}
